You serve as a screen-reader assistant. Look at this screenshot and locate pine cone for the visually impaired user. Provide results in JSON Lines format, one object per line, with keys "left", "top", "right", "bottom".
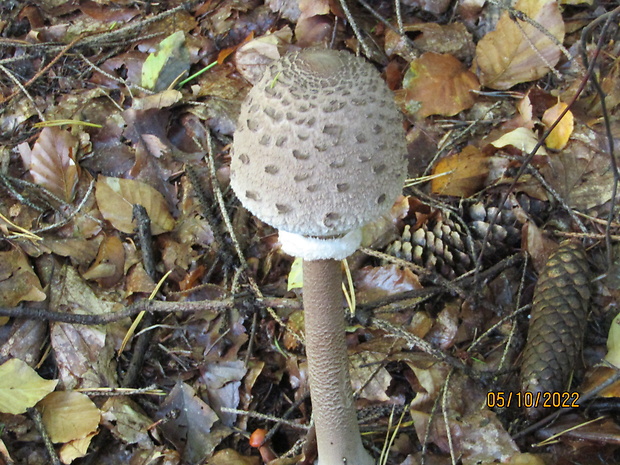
{"left": 385, "top": 194, "right": 536, "bottom": 279}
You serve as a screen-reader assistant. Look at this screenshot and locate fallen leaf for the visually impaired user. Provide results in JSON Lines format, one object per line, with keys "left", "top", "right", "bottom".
{"left": 82, "top": 234, "right": 125, "bottom": 287}
{"left": 431, "top": 145, "right": 488, "bottom": 197}
{"left": 49, "top": 265, "right": 117, "bottom": 389}
{"left": 542, "top": 101, "right": 574, "bottom": 150}
{"left": 399, "top": 52, "right": 480, "bottom": 118}
{"left": 17, "top": 127, "right": 80, "bottom": 202}
{"left": 0, "top": 358, "right": 58, "bottom": 415}
{"left": 59, "top": 432, "right": 95, "bottom": 464}
{"left": 95, "top": 175, "right": 174, "bottom": 235}
{"left": 199, "top": 361, "right": 247, "bottom": 427}
{"left": 605, "top": 311, "right": 620, "bottom": 368}
{"left": 38, "top": 391, "right": 100, "bottom": 443}
{"left": 234, "top": 27, "right": 293, "bottom": 84}
{"left": 473, "top": 0, "right": 565, "bottom": 89}
{"left": 157, "top": 382, "right": 223, "bottom": 464}
{"left": 490, "top": 127, "right": 548, "bottom": 156}
{"left": 0, "top": 246, "right": 46, "bottom": 306}
{"left": 100, "top": 397, "right": 153, "bottom": 447}
{"left": 207, "top": 448, "right": 261, "bottom": 465}
{"left": 142, "top": 31, "right": 190, "bottom": 91}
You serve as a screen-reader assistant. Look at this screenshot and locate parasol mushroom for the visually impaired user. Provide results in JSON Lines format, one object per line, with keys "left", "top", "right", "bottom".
{"left": 231, "top": 48, "right": 407, "bottom": 465}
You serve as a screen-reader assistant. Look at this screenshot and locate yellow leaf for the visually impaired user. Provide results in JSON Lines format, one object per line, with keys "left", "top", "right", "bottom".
{"left": 287, "top": 256, "right": 303, "bottom": 291}
{"left": 491, "top": 127, "right": 548, "bottom": 156}
{"left": 605, "top": 312, "right": 620, "bottom": 368}
{"left": 431, "top": 146, "right": 488, "bottom": 197}
{"left": 474, "top": 0, "right": 565, "bottom": 89}
{"left": 542, "top": 101, "right": 574, "bottom": 150}
{"left": 141, "top": 31, "right": 190, "bottom": 91}
{"left": 38, "top": 391, "right": 100, "bottom": 443}
{"left": 59, "top": 433, "right": 96, "bottom": 464}
{"left": 0, "top": 359, "right": 58, "bottom": 414}
{"left": 95, "top": 175, "right": 174, "bottom": 235}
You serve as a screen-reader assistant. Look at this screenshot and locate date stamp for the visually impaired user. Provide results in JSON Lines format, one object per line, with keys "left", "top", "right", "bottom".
{"left": 486, "top": 391, "right": 580, "bottom": 409}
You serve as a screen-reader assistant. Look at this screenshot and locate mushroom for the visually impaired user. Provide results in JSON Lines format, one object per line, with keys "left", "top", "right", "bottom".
{"left": 231, "top": 48, "right": 407, "bottom": 465}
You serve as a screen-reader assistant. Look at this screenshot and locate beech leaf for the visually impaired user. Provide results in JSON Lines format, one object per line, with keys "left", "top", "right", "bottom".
{"left": 473, "top": 0, "right": 565, "bottom": 89}
{"left": 95, "top": 175, "right": 174, "bottom": 235}
{"left": 400, "top": 52, "right": 480, "bottom": 118}
{"left": 17, "top": 127, "right": 79, "bottom": 202}
{"left": 431, "top": 145, "right": 488, "bottom": 197}
{"left": 38, "top": 391, "right": 100, "bottom": 443}
{"left": 0, "top": 358, "right": 58, "bottom": 415}
{"left": 542, "top": 101, "right": 574, "bottom": 150}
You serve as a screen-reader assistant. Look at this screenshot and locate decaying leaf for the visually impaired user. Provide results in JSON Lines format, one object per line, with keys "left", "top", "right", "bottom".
{"left": 156, "top": 382, "right": 223, "bottom": 464}
{"left": 473, "top": 0, "right": 565, "bottom": 89}
{"left": 0, "top": 246, "right": 46, "bottom": 306}
{"left": 95, "top": 175, "right": 174, "bottom": 235}
{"left": 82, "top": 234, "right": 125, "bottom": 287}
{"left": 542, "top": 101, "right": 574, "bottom": 150}
{"left": 431, "top": 145, "right": 488, "bottom": 197}
{"left": 142, "top": 31, "right": 190, "bottom": 91}
{"left": 17, "top": 127, "right": 80, "bottom": 202}
{"left": 38, "top": 391, "right": 100, "bottom": 443}
{"left": 49, "top": 266, "right": 117, "bottom": 389}
{"left": 399, "top": 52, "right": 480, "bottom": 118}
{"left": 0, "top": 358, "right": 58, "bottom": 415}
{"left": 100, "top": 397, "right": 153, "bottom": 447}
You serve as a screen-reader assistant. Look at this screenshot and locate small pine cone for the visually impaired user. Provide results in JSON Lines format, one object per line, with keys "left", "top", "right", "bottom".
{"left": 520, "top": 240, "right": 591, "bottom": 419}
{"left": 385, "top": 194, "right": 530, "bottom": 278}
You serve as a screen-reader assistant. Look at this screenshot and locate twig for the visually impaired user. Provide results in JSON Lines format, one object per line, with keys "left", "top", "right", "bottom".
{"left": 28, "top": 407, "right": 60, "bottom": 465}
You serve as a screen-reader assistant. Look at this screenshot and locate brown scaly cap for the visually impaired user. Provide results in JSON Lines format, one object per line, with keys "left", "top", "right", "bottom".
{"left": 231, "top": 48, "right": 407, "bottom": 238}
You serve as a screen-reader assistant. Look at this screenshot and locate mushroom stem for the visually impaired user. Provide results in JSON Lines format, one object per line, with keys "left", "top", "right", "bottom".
{"left": 303, "top": 259, "right": 374, "bottom": 465}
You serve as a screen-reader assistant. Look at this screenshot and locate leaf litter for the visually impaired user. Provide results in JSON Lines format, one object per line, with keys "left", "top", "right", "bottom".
{"left": 0, "top": 1, "right": 619, "bottom": 465}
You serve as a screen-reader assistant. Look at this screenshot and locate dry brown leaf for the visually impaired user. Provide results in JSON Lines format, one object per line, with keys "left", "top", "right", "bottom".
{"left": 38, "top": 391, "right": 100, "bottom": 443}
{"left": 542, "top": 101, "right": 574, "bottom": 150}
{"left": 473, "top": 0, "right": 565, "bottom": 89}
{"left": 540, "top": 128, "right": 614, "bottom": 211}
{"left": 431, "top": 145, "right": 488, "bottom": 197}
{"left": 349, "top": 352, "right": 392, "bottom": 402}
{"left": 95, "top": 175, "right": 174, "bottom": 235}
{"left": 0, "top": 246, "right": 46, "bottom": 306}
{"left": 234, "top": 27, "right": 293, "bottom": 84}
{"left": 18, "top": 127, "right": 80, "bottom": 202}
{"left": 49, "top": 266, "right": 117, "bottom": 389}
{"left": 82, "top": 234, "right": 125, "bottom": 287}
{"left": 399, "top": 52, "right": 480, "bottom": 118}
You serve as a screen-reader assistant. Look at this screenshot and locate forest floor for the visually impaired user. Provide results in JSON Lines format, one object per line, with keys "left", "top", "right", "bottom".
{"left": 0, "top": 1, "right": 620, "bottom": 464}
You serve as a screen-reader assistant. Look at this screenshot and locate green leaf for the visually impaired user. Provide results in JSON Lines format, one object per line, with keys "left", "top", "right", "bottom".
{"left": 287, "top": 256, "right": 303, "bottom": 291}
{"left": 0, "top": 358, "right": 58, "bottom": 414}
{"left": 141, "top": 31, "right": 190, "bottom": 91}
{"left": 605, "top": 311, "right": 620, "bottom": 368}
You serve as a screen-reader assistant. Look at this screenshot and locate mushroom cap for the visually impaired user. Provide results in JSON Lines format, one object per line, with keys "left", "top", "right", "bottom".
{"left": 231, "top": 48, "right": 407, "bottom": 239}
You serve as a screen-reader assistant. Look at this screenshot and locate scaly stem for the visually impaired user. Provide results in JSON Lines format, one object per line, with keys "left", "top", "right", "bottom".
{"left": 303, "top": 259, "right": 374, "bottom": 465}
